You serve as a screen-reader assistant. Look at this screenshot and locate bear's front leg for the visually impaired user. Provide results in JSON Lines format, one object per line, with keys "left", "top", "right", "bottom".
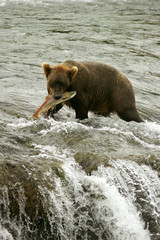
{"left": 75, "top": 106, "right": 88, "bottom": 120}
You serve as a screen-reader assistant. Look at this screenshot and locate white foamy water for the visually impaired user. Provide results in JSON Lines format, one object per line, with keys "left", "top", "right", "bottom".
{"left": 0, "top": 225, "right": 14, "bottom": 240}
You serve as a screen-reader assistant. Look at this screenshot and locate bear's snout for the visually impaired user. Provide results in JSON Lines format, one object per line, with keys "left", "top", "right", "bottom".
{"left": 53, "top": 89, "right": 63, "bottom": 100}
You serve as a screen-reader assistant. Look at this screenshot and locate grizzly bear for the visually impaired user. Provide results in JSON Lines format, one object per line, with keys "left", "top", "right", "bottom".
{"left": 42, "top": 60, "right": 143, "bottom": 122}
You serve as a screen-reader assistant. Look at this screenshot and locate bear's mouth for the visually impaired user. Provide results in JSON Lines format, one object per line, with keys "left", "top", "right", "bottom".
{"left": 52, "top": 89, "right": 64, "bottom": 100}
{"left": 54, "top": 95, "right": 62, "bottom": 100}
{"left": 53, "top": 91, "right": 77, "bottom": 101}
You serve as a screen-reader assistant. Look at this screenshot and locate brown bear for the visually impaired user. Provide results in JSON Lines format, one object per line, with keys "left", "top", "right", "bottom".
{"left": 42, "top": 60, "right": 143, "bottom": 122}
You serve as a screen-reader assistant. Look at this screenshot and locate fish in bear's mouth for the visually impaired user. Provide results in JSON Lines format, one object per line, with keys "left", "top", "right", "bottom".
{"left": 31, "top": 91, "right": 77, "bottom": 119}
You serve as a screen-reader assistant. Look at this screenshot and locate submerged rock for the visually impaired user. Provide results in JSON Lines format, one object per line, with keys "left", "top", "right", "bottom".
{"left": 0, "top": 155, "right": 160, "bottom": 240}
{"left": 0, "top": 160, "right": 64, "bottom": 240}
{"left": 74, "top": 152, "right": 111, "bottom": 175}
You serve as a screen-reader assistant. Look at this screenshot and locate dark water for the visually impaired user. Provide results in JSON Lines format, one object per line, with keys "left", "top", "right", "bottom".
{"left": 0, "top": 0, "right": 160, "bottom": 239}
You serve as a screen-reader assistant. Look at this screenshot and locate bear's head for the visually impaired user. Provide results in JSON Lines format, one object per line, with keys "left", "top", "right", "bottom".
{"left": 42, "top": 62, "right": 78, "bottom": 99}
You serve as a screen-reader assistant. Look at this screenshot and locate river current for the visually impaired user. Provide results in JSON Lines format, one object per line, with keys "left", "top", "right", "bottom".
{"left": 0, "top": 0, "right": 160, "bottom": 239}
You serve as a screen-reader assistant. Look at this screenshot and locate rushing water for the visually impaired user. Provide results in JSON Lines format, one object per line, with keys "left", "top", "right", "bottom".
{"left": 0, "top": 0, "right": 160, "bottom": 239}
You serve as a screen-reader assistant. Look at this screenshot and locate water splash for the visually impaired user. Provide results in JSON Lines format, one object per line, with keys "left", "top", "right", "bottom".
{"left": 0, "top": 224, "right": 14, "bottom": 240}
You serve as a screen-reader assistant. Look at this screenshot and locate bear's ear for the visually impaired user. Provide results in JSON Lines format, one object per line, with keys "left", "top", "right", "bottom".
{"left": 42, "top": 62, "right": 51, "bottom": 77}
{"left": 68, "top": 66, "right": 78, "bottom": 81}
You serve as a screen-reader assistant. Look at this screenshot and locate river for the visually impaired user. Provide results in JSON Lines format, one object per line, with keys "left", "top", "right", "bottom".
{"left": 0, "top": 0, "right": 160, "bottom": 239}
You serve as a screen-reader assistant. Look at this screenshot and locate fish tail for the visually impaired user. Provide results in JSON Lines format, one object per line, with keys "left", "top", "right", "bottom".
{"left": 31, "top": 113, "right": 39, "bottom": 119}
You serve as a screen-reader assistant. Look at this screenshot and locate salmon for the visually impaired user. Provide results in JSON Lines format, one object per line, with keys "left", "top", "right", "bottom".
{"left": 32, "top": 91, "right": 77, "bottom": 119}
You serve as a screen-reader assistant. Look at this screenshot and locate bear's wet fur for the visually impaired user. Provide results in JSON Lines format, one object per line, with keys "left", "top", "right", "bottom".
{"left": 42, "top": 60, "right": 143, "bottom": 122}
